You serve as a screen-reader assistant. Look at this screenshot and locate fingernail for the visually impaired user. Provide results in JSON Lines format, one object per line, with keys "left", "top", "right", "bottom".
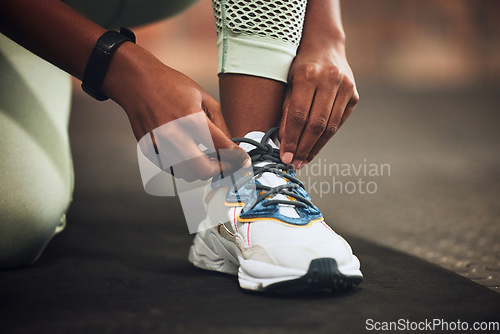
{"left": 282, "top": 152, "right": 293, "bottom": 164}
{"left": 298, "top": 162, "right": 307, "bottom": 170}
{"left": 243, "top": 158, "right": 252, "bottom": 168}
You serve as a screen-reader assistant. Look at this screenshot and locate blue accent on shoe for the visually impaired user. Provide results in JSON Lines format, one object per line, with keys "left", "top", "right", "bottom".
{"left": 221, "top": 127, "right": 324, "bottom": 226}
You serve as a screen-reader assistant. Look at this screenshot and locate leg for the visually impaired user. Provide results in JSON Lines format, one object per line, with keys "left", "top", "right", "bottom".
{"left": 219, "top": 74, "right": 285, "bottom": 138}
{"left": 212, "top": 0, "right": 307, "bottom": 137}
{"left": 189, "top": 0, "right": 363, "bottom": 294}
{"left": 0, "top": 34, "right": 73, "bottom": 268}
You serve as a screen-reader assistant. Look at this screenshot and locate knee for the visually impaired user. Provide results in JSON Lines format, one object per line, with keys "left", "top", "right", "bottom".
{"left": 0, "top": 199, "right": 68, "bottom": 270}
{"left": 0, "top": 141, "right": 71, "bottom": 269}
{"left": 0, "top": 34, "right": 72, "bottom": 269}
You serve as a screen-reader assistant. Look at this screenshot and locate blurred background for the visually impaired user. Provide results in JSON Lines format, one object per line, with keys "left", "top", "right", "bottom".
{"left": 69, "top": 0, "right": 499, "bottom": 291}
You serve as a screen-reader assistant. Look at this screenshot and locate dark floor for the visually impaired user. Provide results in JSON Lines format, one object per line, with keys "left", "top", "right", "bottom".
{"left": 68, "top": 81, "right": 500, "bottom": 291}
{"left": 298, "top": 83, "right": 500, "bottom": 291}
{"left": 1, "top": 190, "right": 499, "bottom": 333}
{"left": 1, "top": 83, "right": 499, "bottom": 333}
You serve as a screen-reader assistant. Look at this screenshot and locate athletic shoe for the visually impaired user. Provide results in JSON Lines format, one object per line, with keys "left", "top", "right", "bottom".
{"left": 188, "top": 127, "right": 363, "bottom": 293}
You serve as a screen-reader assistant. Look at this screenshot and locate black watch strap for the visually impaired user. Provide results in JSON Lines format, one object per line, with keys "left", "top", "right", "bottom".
{"left": 81, "top": 28, "right": 136, "bottom": 101}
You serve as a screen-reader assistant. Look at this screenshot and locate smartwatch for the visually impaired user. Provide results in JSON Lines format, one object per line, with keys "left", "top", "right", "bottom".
{"left": 81, "top": 27, "right": 136, "bottom": 101}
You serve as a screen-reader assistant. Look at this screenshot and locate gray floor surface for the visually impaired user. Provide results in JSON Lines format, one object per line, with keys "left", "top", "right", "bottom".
{"left": 2, "top": 189, "right": 499, "bottom": 333}
{"left": 68, "top": 81, "right": 499, "bottom": 292}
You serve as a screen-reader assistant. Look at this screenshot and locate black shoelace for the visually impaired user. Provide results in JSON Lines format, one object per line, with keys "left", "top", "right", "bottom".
{"left": 231, "top": 128, "right": 313, "bottom": 211}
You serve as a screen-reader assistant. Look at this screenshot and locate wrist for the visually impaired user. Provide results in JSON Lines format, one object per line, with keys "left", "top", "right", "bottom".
{"left": 299, "top": 30, "right": 346, "bottom": 53}
{"left": 81, "top": 28, "right": 136, "bottom": 101}
{"left": 299, "top": 0, "right": 346, "bottom": 54}
{"left": 101, "top": 41, "right": 153, "bottom": 108}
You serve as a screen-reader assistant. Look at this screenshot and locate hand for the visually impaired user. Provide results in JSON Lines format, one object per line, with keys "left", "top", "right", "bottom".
{"left": 279, "top": 40, "right": 359, "bottom": 169}
{"left": 103, "top": 42, "right": 249, "bottom": 181}
{"left": 0, "top": 0, "right": 248, "bottom": 181}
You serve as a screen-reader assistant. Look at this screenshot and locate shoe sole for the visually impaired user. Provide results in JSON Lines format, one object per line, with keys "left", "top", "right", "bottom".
{"left": 188, "top": 229, "right": 363, "bottom": 294}
{"left": 262, "top": 258, "right": 363, "bottom": 294}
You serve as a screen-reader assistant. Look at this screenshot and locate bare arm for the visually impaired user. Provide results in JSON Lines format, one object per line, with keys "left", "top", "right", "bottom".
{"left": 0, "top": 0, "right": 104, "bottom": 80}
{"left": 0, "top": 0, "right": 247, "bottom": 179}
{"left": 279, "top": 0, "right": 359, "bottom": 168}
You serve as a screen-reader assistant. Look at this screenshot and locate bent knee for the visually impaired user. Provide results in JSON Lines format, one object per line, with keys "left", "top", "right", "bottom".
{"left": 0, "top": 170, "right": 71, "bottom": 269}
{"left": 0, "top": 204, "right": 68, "bottom": 270}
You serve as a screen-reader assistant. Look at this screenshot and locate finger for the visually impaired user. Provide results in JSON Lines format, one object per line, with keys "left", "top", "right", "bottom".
{"left": 339, "top": 89, "right": 359, "bottom": 128}
{"left": 207, "top": 119, "right": 251, "bottom": 174}
{"left": 304, "top": 81, "right": 353, "bottom": 164}
{"left": 278, "top": 91, "right": 291, "bottom": 142}
{"left": 154, "top": 125, "right": 220, "bottom": 181}
{"left": 202, "top": 96, "right": 251, "bottom": 172}
{"left": 291, "top": 84, "right": 337, "bottom": 168}
{"left": 202, "top": 96, "right": 231, "bottom": 138}
{"left": 280, "top": 76, "right": 316, "bottom": 165}
{"left": 330, "top": 79, "right": 353, "bottom": 133}
{"left": 176, "top": 155, "right": 218, "bottom": 181}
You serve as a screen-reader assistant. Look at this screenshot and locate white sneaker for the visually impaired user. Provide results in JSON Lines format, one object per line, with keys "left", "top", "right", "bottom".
{"left": 188, "top": 128, "right": 363, "bottom": 293}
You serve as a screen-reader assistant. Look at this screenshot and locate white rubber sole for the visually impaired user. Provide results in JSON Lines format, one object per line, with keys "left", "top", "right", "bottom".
{"left": 188, "top": 228, "right": 363, "bottom": 293}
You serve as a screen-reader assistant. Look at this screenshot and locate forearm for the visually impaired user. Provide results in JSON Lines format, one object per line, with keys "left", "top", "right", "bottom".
{"left": 0, "top": 0, "right": 107, "bottom": 80}
{"left": 0, "top": 0, "right": 158, "bottom": 108}
{"left": 299, "top": 0, "right": 346, "bottom": 51}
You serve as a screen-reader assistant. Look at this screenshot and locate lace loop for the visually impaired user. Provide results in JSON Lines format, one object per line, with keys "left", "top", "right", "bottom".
{"left": 231, "top": 128, "right": 312, "bottom": 211}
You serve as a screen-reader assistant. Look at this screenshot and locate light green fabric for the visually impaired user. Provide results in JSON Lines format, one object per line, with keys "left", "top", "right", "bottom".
{"left": 213, "top": 0, "right": 306, "bottom": 83}
{"left": 217, "top": 30, "right": 297, "bottom": 83}
{"left": 0, "top": 34, "right": 73, "bottom": 268}
{"left": 0, "top": 0, "right": 303, "bottom": 267}
{"left": 0, "top": 0, "right": 200, "bottom": 268}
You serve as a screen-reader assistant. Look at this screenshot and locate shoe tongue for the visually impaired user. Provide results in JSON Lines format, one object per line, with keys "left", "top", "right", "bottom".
{"left": 239, "top": 131, "right": 282, "bottom": 186}
{"left": 238, "top": 131, "right": 299, "bottom": 219}
{"left": 239, "top": 131, "right": 278, "bottom": 153}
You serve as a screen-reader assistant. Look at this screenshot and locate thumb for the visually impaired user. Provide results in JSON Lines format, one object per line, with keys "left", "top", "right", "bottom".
{"left": 202, "top": 97, "right": 232, "bottom": 138}
{"left": 207, "top": 119, "right": 251, "bottom": 173}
